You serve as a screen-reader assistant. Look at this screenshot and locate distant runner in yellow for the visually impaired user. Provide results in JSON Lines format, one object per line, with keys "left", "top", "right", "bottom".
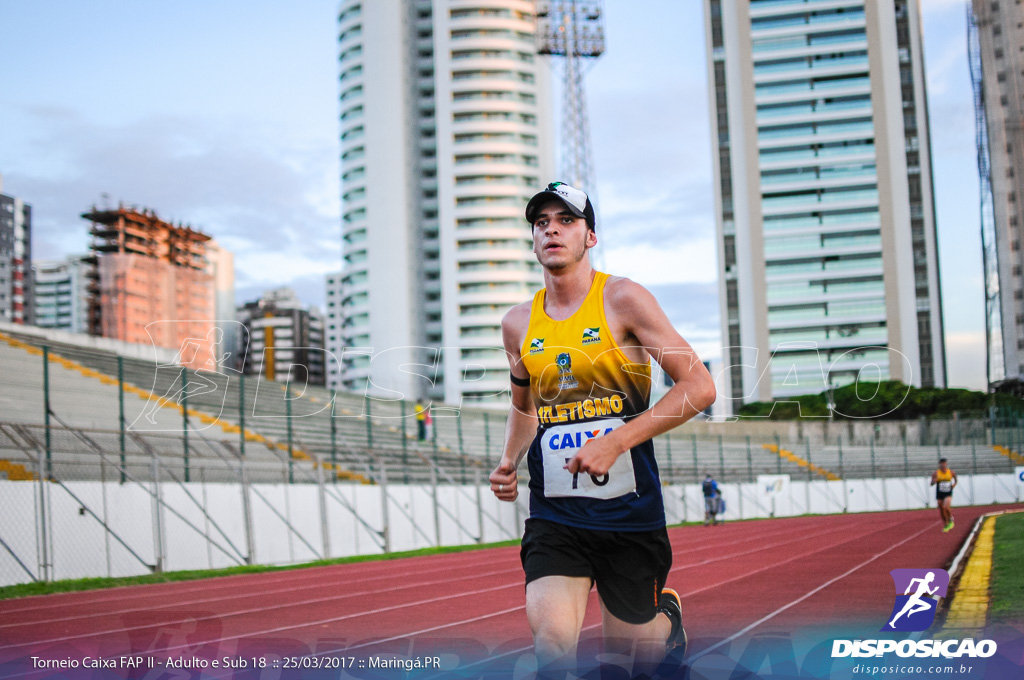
{"left": 930, "top": 458, "right": 957, "bottom": 532}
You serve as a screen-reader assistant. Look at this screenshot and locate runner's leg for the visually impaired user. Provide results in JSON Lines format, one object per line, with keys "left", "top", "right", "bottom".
{"left": 599, "top": 596, "right": 674, "bottom": 677}
{"left": 526, "top": 575, "right": 591, "bottom": 674}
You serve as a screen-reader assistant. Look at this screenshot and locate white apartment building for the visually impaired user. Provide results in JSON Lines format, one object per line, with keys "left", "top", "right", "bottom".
{"left": 704, "top": 0, "right": 946, "bottom": 411}
{"left": 32, "top": 255, "right": 92, "bottom": 334}
{"left": 336, "top": 0, "right": 555, "bottom": 405}
{"left": 205, "top": 239, "right": 237, "bottom": 373}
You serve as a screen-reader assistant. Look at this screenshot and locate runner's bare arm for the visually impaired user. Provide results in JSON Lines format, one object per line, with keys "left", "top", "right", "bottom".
{"left": 490, "top": 302, "right": 537, "bottom": 501}
{"left": 930, "top": 472, "right": 937, "bottom": 486}
{"left": 565, "top": 278, "right": 716, "bottom": 477}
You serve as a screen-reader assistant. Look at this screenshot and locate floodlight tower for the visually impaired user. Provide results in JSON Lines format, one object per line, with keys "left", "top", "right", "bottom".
{"left": 536, "top": 1, "right": 605, "bottom": 196}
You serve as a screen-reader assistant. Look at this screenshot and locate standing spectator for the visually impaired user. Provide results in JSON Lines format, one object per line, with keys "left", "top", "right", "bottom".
{"left": 424, "top": 406, "right": 433, "bottom": 442}
{"left": 415, "top": 400, "right": 426, "bottom": 441}
{"left": 702, "top": 473, "right": 721, "bottom": 526}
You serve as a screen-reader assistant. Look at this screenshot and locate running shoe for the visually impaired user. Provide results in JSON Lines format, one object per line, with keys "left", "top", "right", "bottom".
{"left": 658, "top": 587, "right": 687, "bottom": 655}
{"left": 943, "top": 522, "right": 952, "bottom": 533}
{"left": 947, "top": 520, "right": 954, "bottom": 531}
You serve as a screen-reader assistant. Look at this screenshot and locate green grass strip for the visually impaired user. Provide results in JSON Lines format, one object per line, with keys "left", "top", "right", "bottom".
{"left": 989, "top": 511, "right": 1024, "bottom": 624}
{"left": 0, "top": 539, "right": 521, "bottom": 602}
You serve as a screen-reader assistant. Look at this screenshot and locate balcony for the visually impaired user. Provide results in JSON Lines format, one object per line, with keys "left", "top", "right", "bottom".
{"left": 749, "top": 0, "right": 865, "bottom": 20}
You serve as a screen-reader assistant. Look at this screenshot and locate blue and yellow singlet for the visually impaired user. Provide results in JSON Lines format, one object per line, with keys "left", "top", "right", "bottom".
{"left": 520, "top": 271, "right": 665, "bottom": 531}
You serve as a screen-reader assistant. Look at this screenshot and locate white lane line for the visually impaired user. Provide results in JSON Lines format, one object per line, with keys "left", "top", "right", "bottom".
{"left": 688, "top": 521, "right": 934, "bottom": 662}
{"left": 0, "top": 517, "right": 900, "bottom": 680}
{"left": 0, "top": 565, "right": 523, "bottom": 633}
{"left": 2, "top": 520, "right": 824, "bottom": 635}
{"left": 2, "top": 512, "right": 853, "bottom": 618}
{"left": 133, "top": 525, "right": 836, "bottom": 655}
{"left": 141, "top": 584, "right": 522, "bottom": 656}
{"left": 0, "top": 544, "right": 518, "bottom": 616}
{"left": 431, "top": 519, "right": 914, "bottom": 671}
{"left": 0, "top": 572, "right": 522, "bottom": 652}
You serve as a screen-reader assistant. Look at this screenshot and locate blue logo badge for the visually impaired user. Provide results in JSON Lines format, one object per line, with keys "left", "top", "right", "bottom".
{"left": 882, "top": 569, "right": 949, "bottom": 632}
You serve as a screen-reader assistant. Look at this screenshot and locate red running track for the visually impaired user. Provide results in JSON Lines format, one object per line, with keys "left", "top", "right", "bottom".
{"left": 0, "top": 504, "right": 1018, "bottom": 678}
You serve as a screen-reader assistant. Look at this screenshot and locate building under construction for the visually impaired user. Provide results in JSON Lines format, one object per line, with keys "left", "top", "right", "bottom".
{"left": 82, "top": 204, "right": 216, "bottom": 368}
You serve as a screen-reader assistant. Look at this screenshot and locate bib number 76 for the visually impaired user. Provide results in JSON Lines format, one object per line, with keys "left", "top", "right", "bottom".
{"left": 541, "top": 419, "right": 636, "bottom": 499}
{"left": 564, "top": 458, "right": 609, "bottom": 488}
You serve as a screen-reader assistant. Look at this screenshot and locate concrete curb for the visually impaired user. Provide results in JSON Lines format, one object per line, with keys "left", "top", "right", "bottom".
{"left": 939, "top": 509, "right": 1024, "bottom": 636}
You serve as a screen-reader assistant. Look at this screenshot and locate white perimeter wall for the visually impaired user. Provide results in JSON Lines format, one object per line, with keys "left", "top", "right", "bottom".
{"left": 1, "top": 473, "right": 1021, "bottom": 587}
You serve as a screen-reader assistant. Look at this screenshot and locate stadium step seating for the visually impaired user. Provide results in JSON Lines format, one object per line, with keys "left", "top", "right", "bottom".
{"left": 0, "top": 458, "right": 35, "bottom": 481}
{"left": 0, "top": 330, "right": 373, "bottom": 484}
{"left": 1, "top": 323, "right": 1017, "bottom": 486}
{"left": 762, "top": 443, "right": 841, "bottom": 481}
{"left": 992, "top": 445, "right": 1024, "bottom": 465}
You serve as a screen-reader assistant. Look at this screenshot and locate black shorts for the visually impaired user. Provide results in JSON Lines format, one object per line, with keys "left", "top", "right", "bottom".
{"left": 520, "top": 518, "right": 673, "bottom": 624}
{"left": 937, "top": 491, "right": 952, "bottom": 502}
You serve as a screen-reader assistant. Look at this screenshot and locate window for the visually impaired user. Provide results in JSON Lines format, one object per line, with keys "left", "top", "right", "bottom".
{"left": 339, "top": 24, "right": 362, "bottom": 43}
{"left": 338, "top": 4, "right": 361, "bottom": 23}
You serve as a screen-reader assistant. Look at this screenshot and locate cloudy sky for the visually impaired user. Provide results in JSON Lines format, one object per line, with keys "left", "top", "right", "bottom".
{"left": 0, "top": 0, "right": 984, "bottom": 389}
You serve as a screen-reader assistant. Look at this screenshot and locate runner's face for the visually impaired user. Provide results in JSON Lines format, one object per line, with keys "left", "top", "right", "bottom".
{"left": 531, "top": 200, "right": 595, "bottom": 270}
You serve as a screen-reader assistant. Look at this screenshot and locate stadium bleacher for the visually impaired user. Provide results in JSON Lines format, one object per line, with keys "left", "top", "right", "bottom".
{"left": 0, "top": 326, "right": 1017, "bottom": 487}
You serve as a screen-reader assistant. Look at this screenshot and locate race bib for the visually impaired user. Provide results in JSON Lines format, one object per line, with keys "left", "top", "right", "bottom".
{"left": 938, "top": 481, "right": 952, "bottom": 493}
{"left": 541, "top": 419, "right": 637, "bottom": 499}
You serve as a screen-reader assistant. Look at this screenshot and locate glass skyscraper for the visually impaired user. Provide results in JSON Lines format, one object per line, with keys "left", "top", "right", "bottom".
{"left": 704, "top": 0, "right": 945, "bottom": 410}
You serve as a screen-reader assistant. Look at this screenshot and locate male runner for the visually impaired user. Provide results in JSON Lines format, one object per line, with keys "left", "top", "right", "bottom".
{"left": 930, "top": 458, "right": 957, "bottom": 532}
{"left": 489, "top": 182, "right": 717, "bottom": 676}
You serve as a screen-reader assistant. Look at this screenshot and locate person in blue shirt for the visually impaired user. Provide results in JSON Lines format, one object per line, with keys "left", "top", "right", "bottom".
{"left": 702, "top": 473, "right": 721, "bottom": 526}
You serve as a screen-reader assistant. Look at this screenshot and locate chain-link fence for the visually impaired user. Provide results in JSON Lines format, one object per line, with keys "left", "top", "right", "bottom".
{"left": 2, "top": 326, "right": 1023, "bottom": 587}
{"left": 0, "top": 420, "right": 527, "bottom": 587}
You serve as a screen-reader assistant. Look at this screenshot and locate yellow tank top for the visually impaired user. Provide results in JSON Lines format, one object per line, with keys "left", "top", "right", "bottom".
{"left": 936, "top": 468, "right": 953, "bottom": 493}
{"left": 520, "top": 271, "right": 651, "bottom": 424}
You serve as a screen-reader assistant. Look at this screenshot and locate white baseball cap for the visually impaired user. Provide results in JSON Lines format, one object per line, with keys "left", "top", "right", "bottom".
{"left": 525, "top": 181, "right": 596, "bottom": 230}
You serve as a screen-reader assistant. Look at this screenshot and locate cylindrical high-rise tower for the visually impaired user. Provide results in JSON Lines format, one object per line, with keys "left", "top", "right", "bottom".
{"left": 337, "top": 0, "right": 554, "bottom": 405}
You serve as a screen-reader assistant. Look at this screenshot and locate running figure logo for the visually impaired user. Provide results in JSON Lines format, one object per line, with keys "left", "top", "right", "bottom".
{"left": 882, "top": 569, "right": 949, "bottom": 632}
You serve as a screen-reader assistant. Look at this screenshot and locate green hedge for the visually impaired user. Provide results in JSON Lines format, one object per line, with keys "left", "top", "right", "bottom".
{"left": 737, "top": 381, "right": 1024, "bottom": 420}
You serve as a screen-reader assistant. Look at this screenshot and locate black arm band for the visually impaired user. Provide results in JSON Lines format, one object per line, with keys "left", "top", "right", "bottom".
{"left": 510, "top": 372, "right": 530, "bottom": 387}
